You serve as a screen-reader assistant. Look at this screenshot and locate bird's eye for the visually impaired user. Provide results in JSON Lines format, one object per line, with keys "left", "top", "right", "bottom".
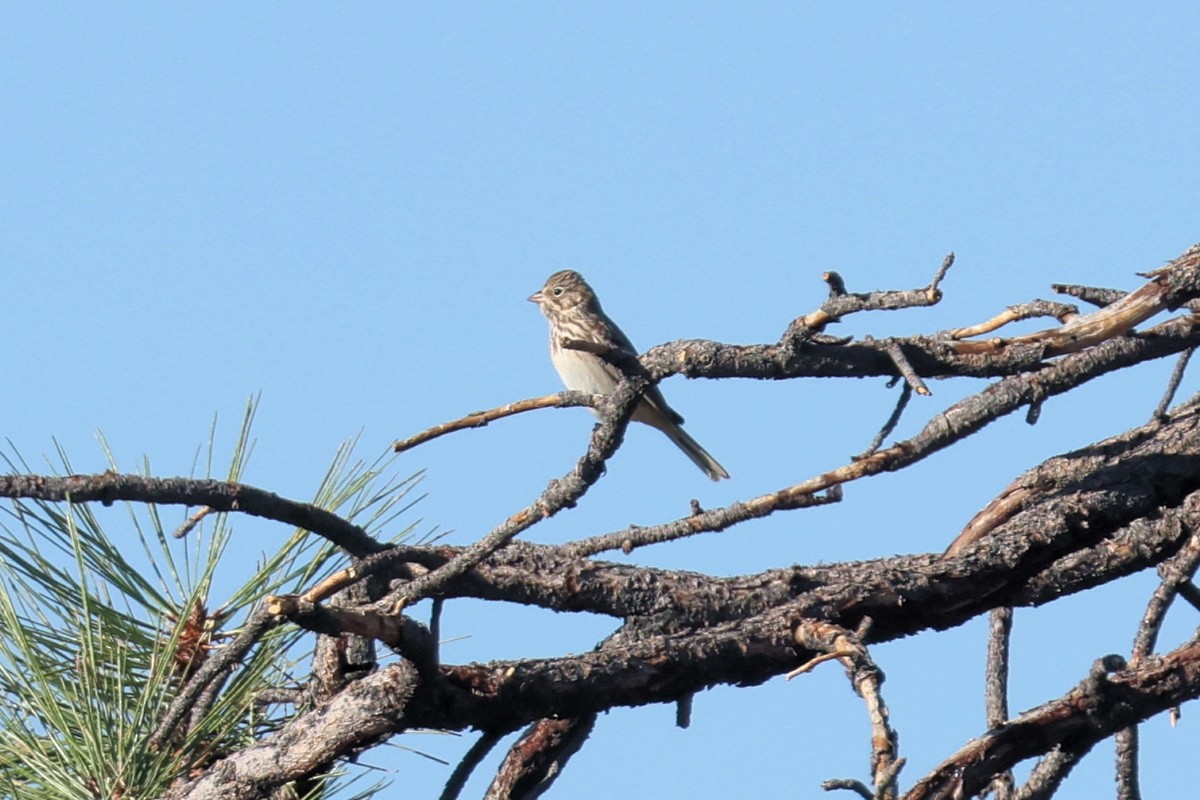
{"left": 552, "top": 287, "right": 564, "bottom": 296}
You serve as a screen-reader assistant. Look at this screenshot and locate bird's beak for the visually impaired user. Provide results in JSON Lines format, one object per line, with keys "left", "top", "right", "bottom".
{"left": 528, "top": 290, "right": 544, "bottom": 304}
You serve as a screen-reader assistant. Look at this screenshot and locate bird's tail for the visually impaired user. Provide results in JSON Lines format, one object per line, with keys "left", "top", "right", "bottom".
{"left": 662, "top": 423, "right": 730, "bottom": 481}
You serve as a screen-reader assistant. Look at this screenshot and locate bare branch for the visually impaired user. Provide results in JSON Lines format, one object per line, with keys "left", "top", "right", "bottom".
{"left": 483, "top": 716, "right": 596, "bottom": 800}
{"left": 386, "top": 375, "right": 646, "bottom": 606}
{"left": 857, "top": 383, "right": 913, "bottom": 459}
{"left": 950, "top": 243, "right": 1200, "bottom": 358}
{"left": 822, "top": 779, "right": 873, "bottom": 799}
{"left": 797, "top": 255, "right": 954, "bottom": 333}
{"left": 1132, "top": 533, "right": 1200, "bottom": 662}
{"left": 902, "top": 648, "right": 1200, "bottom": 800}
{"left": 172, "top": 505, "right": 214, "bottom": 539}
{"left": 1013, "top": 743, "right": 1093, "bottom": 800}
{"left": 1153, "top": 347, "right": 1194, "bottom": 421}
{"left": 0, "top": 474, "right": 386, "bottom": 557}
{"left": 793, "top": 620, "right": 901, "bottom": 799}
{"left": 264, "top": 594, "right": 438, "bottom": 676}
{"left": 1051, "top": 283, "right": 1126, "bottom": 308}
{"left": 440, "top": 731, "right": 504, "bottom": 800}
{"left": 986, "top": 607, "right": 1014, "bottom": 800}
{"left": 949, "top": 300, "right": 1079, "bottom": 339}
{"left": 392, "top": 392, "right": 597, "bottom": 454}
{"left": 883, "top": 340, "right": 931, "bottom": 396}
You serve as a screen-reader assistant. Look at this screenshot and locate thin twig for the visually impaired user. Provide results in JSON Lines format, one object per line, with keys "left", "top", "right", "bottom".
{"left": 821, "top": 779, "right": 873, "bottom": 799}
{"left": 393, "top": 392, "right": 598, "bottom": 453}
{"left": 928, "top": 252, "right": 955, "bottom": 296}
{"left": 985, "top": 607, "right": 1014, "bottom": 800}
{"left": 799, "top": 254, "right": 957, "bottom": 332}
{"left": 1132, "top": 533, "right": 1200, "bottom": 662}
{"left": 883, "top": 340, "right": 931, "bottom": 396}
{"left": 858, "top": 384, "right": 912, "bottom": 458}
{"left": 949, "top": 300, "right": 1079, "bottom": 340}
{"left": 1116, "top": 532, "right": 1200, "bottom": 799}
{"left": 172, "top": 506, "right": 214, "bottom": 539}
{"left": 389, "top": 376, "right": 646, "bottom": 607}
{"left": 1178, "top": 580, "right": 1200, "bottom": 612}
{"left": 565, "top": 486, "right": 841, "bottom": 557}
{"left": 1152, "top": 347, "right": 1193, "bottom": 421}
{"left": 439, "top": 731, "right": 504, "bottom": 800}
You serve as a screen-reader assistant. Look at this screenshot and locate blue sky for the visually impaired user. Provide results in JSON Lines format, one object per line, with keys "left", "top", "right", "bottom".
{"left": 3, "top": 4, "right": 1199, "bottom": 797}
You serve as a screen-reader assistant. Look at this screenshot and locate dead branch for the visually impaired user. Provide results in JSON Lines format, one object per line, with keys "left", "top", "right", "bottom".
{"left": 948, "top": 243, "right": 1200, "bottom": 357}
{"left": 985, "top": 607, "right": 1014, "bottom": 800}
{"left": 392, "top": 392, "right": 598, "bottom": 453}
{"left": 0, "top": 473, "right": 385, "bottom": 557}
{"left": 948, "top": 300, "right": 1079, "bottom": 339}
{"left": 902, "top": 646, "right": 1200, "bottom": 800}
{"left": 793, "top": 620, "right": 901, "bottom": 799}
{"left": 39, "top": 241, "right": 1200, "bottom": 799}
{"left": 483, "top": 716, "right": 596, "bottom": 800}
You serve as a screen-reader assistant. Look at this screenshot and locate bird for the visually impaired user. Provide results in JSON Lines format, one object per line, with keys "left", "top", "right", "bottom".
{"left": 529, "top": 269, "right": 729, "bottom": 481}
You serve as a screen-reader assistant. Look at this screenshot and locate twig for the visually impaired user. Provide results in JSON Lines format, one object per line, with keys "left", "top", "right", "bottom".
{"left": 951, "top": 244, "right": 1200, "bottom": 358}
{"left": 564, "top": 486, "right": 841, "bottom": 557}
{"left": 928, "top": 252, "right": 955, "bottom": 296}
{"left": 676, "top": 692, "right": 693, "bottom": 729}
{"left": 793, "top": 620, "right": 901, "bottom": 800}
{"left": 821, "top": 779, "right": 873, "bottom": 799}
{"left": 430, "top": 596, "right": 444, "bottom": 666}
{"left": 824, "top": 270, "right": 848, "bottom": 297}
{"left": 439, "top": 731, "right": 503, "bottom": 800}
{"left": 172, "top": 506, "right": 214, "bottom": 539}
{"left": 948, "top": 300, "right": 1078, "bottom": 340}
{"left": 985, "top": 608, "right": 1012, "bottom": 727}
{"left": 388, "top": 376, "right": 646, "bottom": 607}
{"left": 1131, "top": 533, "right": 1200, "bottom": 662}
{"left": 858, "top": 384, "right": 913, "bottom": 459}
{"left": 393, "top": 392, "right": 598, "bottom": 453}
{"left": 1152, "top": 347, "right": 1193, "bottom": 421}
{"left": 799, "top": 254, "right": 957, "bottom": 332}
{"left": 985, "top": 607, "right": 1014, "bottom": 800}
{"left": 883, "top": 340, "right": 930, "bottom": 396}
{"left": 1179, "top": 580, "right": 1200, "bottom": 612}
{"left": 1051, "top": 283, "right": 1126, "bottom": 308}
{"left": 1115, "top": 725, "right": 1141, "bottom": 800}
{"left": 1116, "top": 532, "right": 1200, "bottom": 799}
{"left": 786, "top": 649, "right": 857, "bottom": 678}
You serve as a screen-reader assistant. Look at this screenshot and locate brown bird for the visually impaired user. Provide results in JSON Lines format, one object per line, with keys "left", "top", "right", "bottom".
{"left": 529, "top": 270, "right": 729, "bottom": 480}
